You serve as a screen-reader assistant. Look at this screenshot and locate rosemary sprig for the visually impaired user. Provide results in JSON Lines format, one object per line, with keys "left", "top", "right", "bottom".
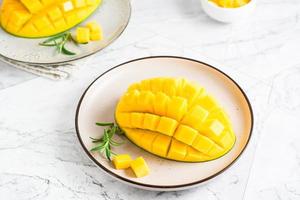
{"left": 39, "top": 32, "right": 76, "bottom": 56}
{"left": 90, "top": 122, "right": 124, "bottom": 161}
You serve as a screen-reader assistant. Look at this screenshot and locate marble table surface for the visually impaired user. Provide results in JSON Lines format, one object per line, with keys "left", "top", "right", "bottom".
{"left": 1, "top": 0, "right": 300, "bottom": 199}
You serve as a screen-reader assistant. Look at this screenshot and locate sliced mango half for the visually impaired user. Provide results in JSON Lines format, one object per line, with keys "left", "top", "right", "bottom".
{"left": 0, "top": 0, "right": 102, "bottom": 38}
{"left": 115, "top": 77, "right": 236, "bottom": 162}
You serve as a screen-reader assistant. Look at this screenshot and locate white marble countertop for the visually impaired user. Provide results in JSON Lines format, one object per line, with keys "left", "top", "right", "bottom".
{"left": 1, "top": 0, "right": 300, "bottom": 199}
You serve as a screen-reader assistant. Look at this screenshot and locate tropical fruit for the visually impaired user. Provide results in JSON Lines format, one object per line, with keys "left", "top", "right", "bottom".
{"left": 130, "top": 157, "right": 150, "bottom": 178}
{"left": 210, "top": 0, "right": 250, "bottom": 8}
{"left": 115, "top": 77, "right": 236, "bottom": 162}
{"left": 0, "top": 0, "right": 102, "bottom": 38}
{"left": 113, "top": 154, "right": 132, "bottom": 170}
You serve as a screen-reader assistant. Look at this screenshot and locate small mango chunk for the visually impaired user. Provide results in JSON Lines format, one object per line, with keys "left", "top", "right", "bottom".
{"left": 156, "top": 116, "right": 178, "bottom": 136}
{"left": 174, "top": 125, "right": 198, "bottom": 145}
{"left": 86, "top": 21, "right": 103, "bottom": 41}
{"left": 76, "top": 27, "right": 90, "bottom": 43}
{"left": 130, "top": 157, "right": 150, "bottom": 178}
{"left": 113, "top": 154, "right": 132, "bottom": 170}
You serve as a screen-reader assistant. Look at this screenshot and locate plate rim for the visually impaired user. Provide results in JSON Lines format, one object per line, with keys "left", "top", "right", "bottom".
{"left": 0, "top": 0, "right": 131, "bottom": 65}
{"left": 75, "top": 55, "right": 254, "bottom": 190}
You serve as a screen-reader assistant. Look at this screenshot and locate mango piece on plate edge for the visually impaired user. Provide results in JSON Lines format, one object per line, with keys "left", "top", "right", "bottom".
{"left": 113, "top": 154, "right": 132, "bottom": 170}
{"left": 130, "top": 157, "right": 150, "bottom": 178}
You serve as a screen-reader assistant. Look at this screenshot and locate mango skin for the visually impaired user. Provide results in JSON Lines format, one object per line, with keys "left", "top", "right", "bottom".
{"left": 115, "top": 77, "right": 236, "bottom": 162}
{"left": 0, "top": 0, "right": 102, "bottom": 38}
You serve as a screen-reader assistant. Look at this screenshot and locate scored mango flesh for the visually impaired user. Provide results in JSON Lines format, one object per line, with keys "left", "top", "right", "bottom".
{"left": 115, "top": 77, "right": 236, "bottom": 162}
{"left": 0, "top": 0, "right": 101, "bottom": 38}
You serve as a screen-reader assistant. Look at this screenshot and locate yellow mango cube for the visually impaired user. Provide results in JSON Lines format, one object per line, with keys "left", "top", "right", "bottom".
{"left": 130, "top": 112, "right": 144, "bottom": 129}
{"left": 137, "top": 91, "right": 154, "bottom": 112}
{"left": 90, "top": 32, "right": 102, "bottom": 41}
{"left": 47, "top": 7, "right": 63, "bottom": 21}
{"left": 123, "top": 90, "right": 140, "bottom": 105}
{"left": 150, "top": 77, "right": 164, "bottom": 92}
{"left": 143, "top": 113, "right": 160, "bottom": 131}
{"left": 74, "top": 0, "right": 86, "bottom": 8}
{"left": 174, "top": 125, "right": 198, "bottom": 145}
{"left": 156, "top": 117, "right": 178, "bottom": 136}
{"left": 130, "top": 157, "right": 150, "bottom": 178}
{"left": 208, "top": 120, "right": 224, "bottom": 137}
{"left": 185, "top": 147, "right": 210, "bottom": 162}
{"left": 196, "top": 95, "right": 218, "bottom": 111}
{"left": 34, "top": 16, "right": 52, "bottom": 30}
{"left": 113, "top": 154, "right": 132, "bottom": 170}
{"left": 152, "top": 135, "right": 171, "bottom": 157}
{"left": 163, "top": 78, "right": 180, "bottom": 96}
{"left": 10, "top": 10, "right": 31, "bottom": 27}
{"left": 140, "top": 79, "right": 151, "bottom": 90}
{"left": 167, "top": 139, "right": 187, "bottom": 160}
{"left": 166, "top": 96, "right": 188, "bottom": 121}
{"left": 53, "top": 18, "right": 67, "bottom": 29}
{"left": 139, "top": 131, "right": 158, "bottom": 150}
{"left": 86, "top": 21, "right": 101, "bottom": 32}
{"left": 41, "top": 0, "right": 55, "bottom": 6}
{"left": 116, "top": 113, "right": 131, "bottom": 128}
{"left": 207, "top": 144, "right": 224, "bottom": 157}
{"left": 21, "top": 0, "right": 43, "bottom": 14}
{"left": 153, "top": 92, "right": 170, "bottom": 116}
{"left": 182, "top": 105, "right": 208, "bottom": 129}
{"left": 86, "top": 21, "right": 103, "bottom": 41}
{"left": 76, "top": 27, "right": 90, "bottom": 43}
{"left": 123, "top": 128, "right": 143, "bottom": 146}
{"left": 192, "top": 134, "right": 214, "bottom": 154}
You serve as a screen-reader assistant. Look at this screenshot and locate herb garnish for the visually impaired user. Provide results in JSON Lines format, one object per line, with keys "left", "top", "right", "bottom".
{"left": 90, "top": 122, "right": 124, "bottom": 161}
{"left": 39, "top": 32, "right": 76, "bottom": 56}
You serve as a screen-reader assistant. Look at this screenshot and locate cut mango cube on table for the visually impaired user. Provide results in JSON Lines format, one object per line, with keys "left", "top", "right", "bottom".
{"left": 0, "top": 0, "right": 102, "bottom": 38}
{"left": 116, "top": 77, "right": 236, "bottom": 162}
{"left": 113, "top": 154, "right": 132, "bottom": 170}
{"left": 130, "top": 157, "right": 150, "bottom": 178}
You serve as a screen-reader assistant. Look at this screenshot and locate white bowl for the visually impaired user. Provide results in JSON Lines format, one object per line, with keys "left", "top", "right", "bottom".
{"left": 200, "top": 0, "right": 256, "bottom": 23}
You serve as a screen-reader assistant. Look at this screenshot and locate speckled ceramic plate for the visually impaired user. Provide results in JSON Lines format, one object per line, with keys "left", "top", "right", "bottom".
{"left": 0, "top": 0, "right": 131, "bottom": 64}
{"left": 75, "top": 56, "right": 253, "bottom": 191}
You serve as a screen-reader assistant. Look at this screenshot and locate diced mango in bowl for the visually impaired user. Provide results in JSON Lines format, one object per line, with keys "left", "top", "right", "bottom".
{"left": 210, "top": 0, "right": 250, "bottom": 8}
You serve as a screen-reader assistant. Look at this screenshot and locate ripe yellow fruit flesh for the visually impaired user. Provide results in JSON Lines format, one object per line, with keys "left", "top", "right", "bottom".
{"left": 0, "top": 0, "right": 102, "bottom": 38}
{"left": 86, "top": 21, "right": 102, "bottom": 41}
{"left": 130, "top": 157, "right": 150, "bottom": 178}
{"left": 210, "top": 0, "right": 250, "bottom": 8}
{"left": 76, "top": 27, "right": 90, "bottom": 43}
{"left": 112, "top": 154, "right": 132, "bottom": 170}
{"left": 115, "top": 77, "right": 236, "bottom": 162}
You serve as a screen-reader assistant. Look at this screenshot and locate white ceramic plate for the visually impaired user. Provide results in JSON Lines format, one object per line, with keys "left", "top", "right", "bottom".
{"left": 75, "top": 56, "right": 253, "bottom": 191}
{"left": 0, "top": 0, "right": 131, "bottom": 64}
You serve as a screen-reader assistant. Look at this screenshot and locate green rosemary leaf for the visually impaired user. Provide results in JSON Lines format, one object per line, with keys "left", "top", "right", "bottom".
{"left": 90, "top": 143, "right": 106, "bottom": 152}
{"left": 90, "top": 122, "right": 124, "bottom": 161}
{"left": 96, "top": 122, "right": 114, "bottom": 127}
{"left": 61, "top": 45, "right": 76, "bottom": 55}
{"left": 39, "top": 32, "right": 76, "bottom": 56}
{"left": 105, "top": 147, "right": 111, "bottom": 161}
